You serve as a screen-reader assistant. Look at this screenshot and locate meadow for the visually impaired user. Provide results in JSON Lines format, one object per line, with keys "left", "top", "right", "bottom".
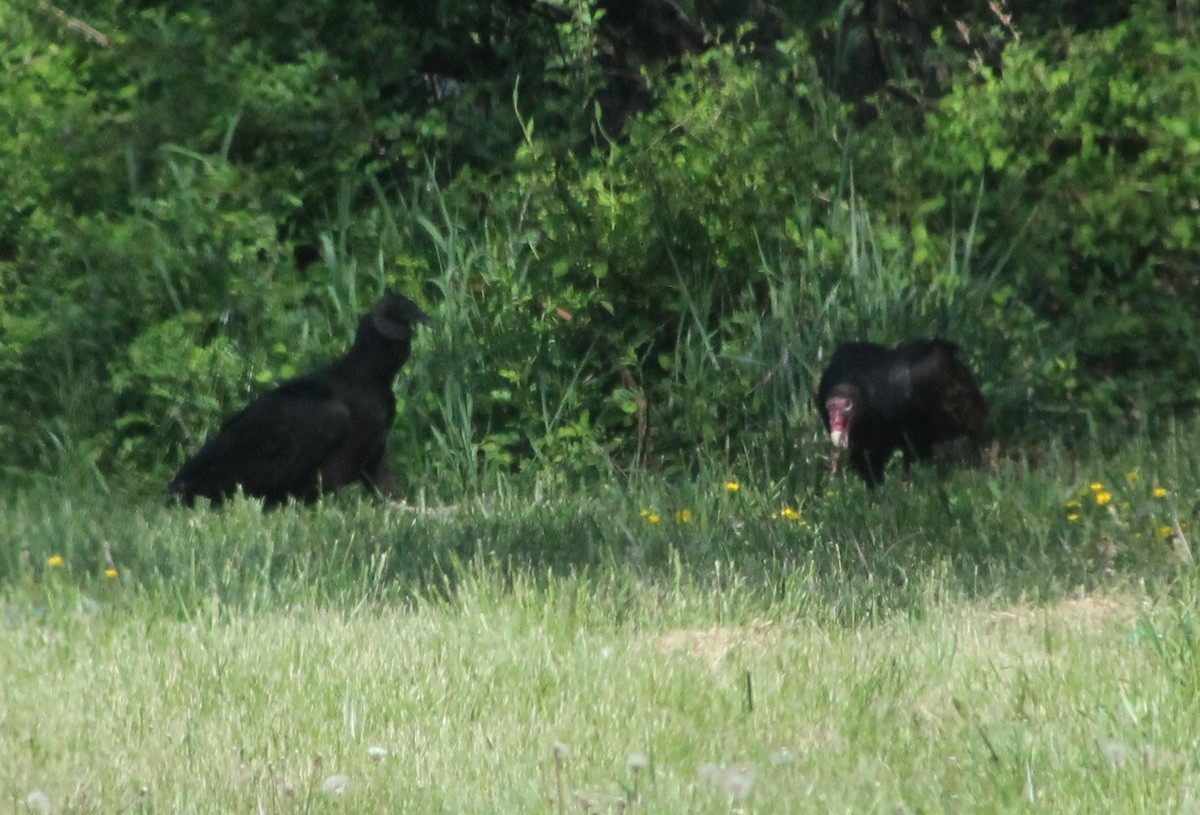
{"left": 3, "top": 422, "right": 1198, "bottom": 813}
{"left": 4, "top": 4, "right": 1199, "bottom": 811}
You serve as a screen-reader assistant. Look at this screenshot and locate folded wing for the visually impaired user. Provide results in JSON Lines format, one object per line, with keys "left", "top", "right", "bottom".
{"left": 169, "top": 379, "right": 351, "bottom": 506}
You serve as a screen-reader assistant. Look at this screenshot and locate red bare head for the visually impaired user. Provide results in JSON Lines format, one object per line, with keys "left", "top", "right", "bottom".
{"left": 824, "top": 384, "right": 861, "bottom": 448}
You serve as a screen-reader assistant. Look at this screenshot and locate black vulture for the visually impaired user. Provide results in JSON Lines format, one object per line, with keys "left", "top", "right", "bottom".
{"left": 816, "top": 339, "right": 988, "bottom": 487}
{"left": 168, "top": 291, "right": 430, "bottom": 507}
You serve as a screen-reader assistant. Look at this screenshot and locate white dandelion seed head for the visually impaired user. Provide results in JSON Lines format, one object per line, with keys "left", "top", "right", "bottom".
{"left": 768, "top": 747, "right": 796, "bottom": 766}
{"left": 721, "top": 765, "right": 757, "bottom": 800}
{"left": 1098, "top": 739, "right": 1129, "bottom": 766}
{"left": 699, "top": 763, "right": 757, "bottom": 801}
{"left": 321, "top": 774, "right": 350, "bottom": 795}
{"left": 26, "top": 790, "right": 53, "bottom": 814}
{"left": 366, "top": 745, "right": 388, "bottom": 762}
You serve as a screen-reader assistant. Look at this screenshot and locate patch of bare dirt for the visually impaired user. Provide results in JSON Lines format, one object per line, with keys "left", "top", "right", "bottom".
{"left": 655, "top": 619, "right": 776, "bottom": 668}
{"left": 981, "top": 591, "right": 1149, "bottom": 631}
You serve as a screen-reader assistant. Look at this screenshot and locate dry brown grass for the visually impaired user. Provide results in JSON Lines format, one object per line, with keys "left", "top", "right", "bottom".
{"left": 655, "top": 619, "right": 777, "bottom": 668}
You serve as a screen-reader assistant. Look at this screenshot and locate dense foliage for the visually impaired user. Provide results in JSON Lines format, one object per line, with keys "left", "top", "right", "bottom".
{"left": 1, "top": 1, "right": 1196, "bottom": 491}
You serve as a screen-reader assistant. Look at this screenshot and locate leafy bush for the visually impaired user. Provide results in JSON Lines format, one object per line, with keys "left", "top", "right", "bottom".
{"left": 380, "top": 39, "right": 1001, "bottom": 484}
{"left": 900, "top": 5, "right": 1200, "bottom": 428}
{"left": 2, "top": 1, "right": 1195, "bottom": 491}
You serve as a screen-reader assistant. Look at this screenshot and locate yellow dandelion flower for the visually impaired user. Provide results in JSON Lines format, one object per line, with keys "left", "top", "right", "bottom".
{"left": 779, "top": 507, "right": 802, "bottom": 521}
{"left": 1153, "top": 487, "right": 1168, "bottom": 498}
{"left": 645, "top": 513, "right": 661, "bottom": 525}
{"left": 104, "top": 568, "right": 119, "bottom": 579}
{"left": 825, "top": 490, "right": 835, "bottom": 498}
{"left": 1125, "top": 469, "right": 1139, "bottom": 483}
{"left": 1090, "top": 482, "right": 1104, "bottom": 492}
{"left": 1065, "top": 499, "right": 1081, "bottom": 511}
{"left": 675, "top": 509, "right": 694, "bottom": 524}
{"left": 724, "top": 481, "right": 741, "bottom": 493}
{"left": 1158, "top": 525, "right": 1174, "bottom": 540}
{"left": 47, "top": 555, "right": 65, "bottom": 568}
{"left": 1094, "top": 491, "right": 1113, "bottom": 506}
{"left": 1067, "top": 513, "right": 1080, "bottom": 522}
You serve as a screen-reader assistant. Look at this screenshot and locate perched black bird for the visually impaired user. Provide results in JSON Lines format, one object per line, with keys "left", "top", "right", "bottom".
{"left": 816, "top": 339, "right": 987, "bottom": 487}
{"left": 169, "top": 291, "right": 430, "bottom": 507}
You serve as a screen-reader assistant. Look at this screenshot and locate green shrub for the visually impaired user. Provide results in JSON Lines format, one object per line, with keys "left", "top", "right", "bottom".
{"left": 382, "top": 39, "right": 1002, "bottom": 483}
{"left": 903, "top": 5, "right": 1200, "bottom": 427}
{"left": 4, "top": 1, "right": 1194, "bottom": 490}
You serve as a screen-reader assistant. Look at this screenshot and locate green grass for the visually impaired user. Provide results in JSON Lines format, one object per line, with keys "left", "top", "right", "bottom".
{"left": 2, "top": 420, "right": 1198, "bottom": 812}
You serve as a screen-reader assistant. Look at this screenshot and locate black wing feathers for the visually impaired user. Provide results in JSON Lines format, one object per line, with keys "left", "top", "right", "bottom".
{"left": 169, "top": 291, "right": 428, "bottom": 507}
{"left": 170, "top": 381, "right": 351, "bottom": 506}
{"left": 818, "top": 339, "right": 986, "bottom": 486}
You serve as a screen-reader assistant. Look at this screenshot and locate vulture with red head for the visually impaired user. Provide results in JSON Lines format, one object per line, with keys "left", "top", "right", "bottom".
{"left": 817, "top": 340, "right": 988, "bottom": 486}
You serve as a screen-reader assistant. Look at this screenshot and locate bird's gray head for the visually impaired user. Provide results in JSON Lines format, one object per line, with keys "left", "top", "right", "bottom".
{"left": 370, "top": 291, "right": 431, "bottom": 341}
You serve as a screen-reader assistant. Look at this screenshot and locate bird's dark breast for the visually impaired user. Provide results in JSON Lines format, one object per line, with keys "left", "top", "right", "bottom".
{"left": 319, "top": 391, "right": 393, "bottom": 489}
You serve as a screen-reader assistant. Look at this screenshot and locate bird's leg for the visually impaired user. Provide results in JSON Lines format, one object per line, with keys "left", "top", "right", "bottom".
{"left": 363, "top": 458, "right": 397, "bottom": 499}
{"left": 862, "top": 450, "right": 889, "bottom": 489}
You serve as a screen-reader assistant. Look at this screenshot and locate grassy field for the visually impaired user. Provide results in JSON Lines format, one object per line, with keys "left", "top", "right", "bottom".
{"left": 2, "top": 422, "right": 1199, "bottom": 812}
